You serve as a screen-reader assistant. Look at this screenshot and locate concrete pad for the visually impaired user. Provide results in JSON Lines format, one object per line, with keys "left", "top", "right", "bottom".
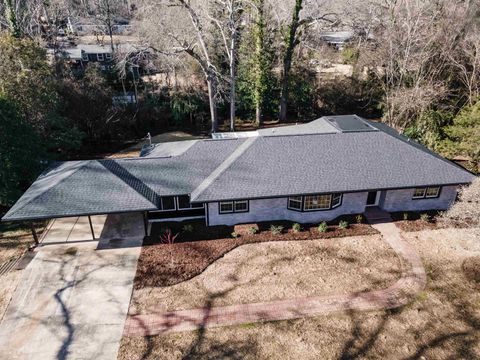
{"left": 0, "top": 213, "right": 143, "bottom": 360}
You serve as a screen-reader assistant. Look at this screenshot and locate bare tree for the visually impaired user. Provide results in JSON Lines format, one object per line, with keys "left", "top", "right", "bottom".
{"left": 362, "top": 0, "right": 477, "bottom": 130}
{"left": 208, "top": 0, "right": 245, "bottom": 131}
{"left": 275, "top": 0, "right": 337, "bottom": 121}
{"left": 138, "top": 0, "right": 226, "bottom": 133}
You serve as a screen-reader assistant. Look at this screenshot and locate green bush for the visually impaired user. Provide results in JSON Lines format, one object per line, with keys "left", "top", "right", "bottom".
{"left": 341, "top": 46, "right": 360, "bottom": 65}
{"left": 420, "top": 213, "right": 430, "bottom": 222}
{"left": 339, "top": 220, "right": 349, "bottom": 229}
{"left": 317, "top": 222, "right": 328, "bottom": 233}
{"left": 403, "top": 212, "right": 409, "bottom": 221}
{"left": 248, "top": 226, "right": 258, "bottom": 235}
{"left": 355, "top": 214, "right": 363, "bottom": 224}
{"left": 182, "top": 224, "right": 194, "bottom": 233}
{"left": 231, "top": 231, "right": 239, "bottom": 238}
{"left": 270, "top": 225, "right": 284, "bottom": 235}
{"left": 292, "top": 223, "right": 302, "bottom": 233}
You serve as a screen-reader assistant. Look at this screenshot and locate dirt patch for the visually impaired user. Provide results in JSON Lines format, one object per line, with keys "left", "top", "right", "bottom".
{"left": 130, "top": 234, "right": 401, "bottom": 315}
{"left": 390, "top": 210, "right": 470, "bottom": 232}
{"left": 136, "top": 220, "right": 378, "bottom": 289}
{"left": 119, "top": 227, "right": 480, "bottom": 360}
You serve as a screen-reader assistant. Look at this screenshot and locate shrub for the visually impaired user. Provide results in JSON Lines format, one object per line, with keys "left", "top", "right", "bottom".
{"left": 403, "top": 212, "right": 409, "bottom": 221}
{"left": 420, "top": 213, "right": 430, "bottom": 222}
{"left": 355, "top": 214, "right": 363, "bottom": 224}
{"left": 339, "top": 220, "right": 349, "bottom": 229}
{"left": 248, "top": 226, "right": 258, "bottom": 235}
{"left": 182, "top": 224, "right": 194, "bottom": 233}
{"left": 159, "top": 228, "right": 179, "bottom": 245}
{"left": 270, "top": 225, "right": 284, "bottom": 235}
{"left": 317, "top": 222, "right": 328, "bottom": 233}
{"left": 231, "top": 232, "right": 239, "bottom": 238}
{"left": 292, "top": 223, "right": 301, "bottom": 233}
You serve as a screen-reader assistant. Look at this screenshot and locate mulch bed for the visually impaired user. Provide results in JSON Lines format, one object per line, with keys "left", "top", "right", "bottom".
{"left": 390, "top": 210, "right": 471, "bottom": 232}
{"left": 135, "top": 218, "right": 378, "bottom": 289}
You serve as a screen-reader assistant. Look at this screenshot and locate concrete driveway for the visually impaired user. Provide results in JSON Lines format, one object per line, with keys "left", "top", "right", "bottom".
{"left": 0, "top": 213, "right": 144, "bottom": 360}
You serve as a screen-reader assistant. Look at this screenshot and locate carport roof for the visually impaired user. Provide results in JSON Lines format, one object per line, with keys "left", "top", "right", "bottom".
{"left": 2, "top": 139, "right": 244, "bottom": 221}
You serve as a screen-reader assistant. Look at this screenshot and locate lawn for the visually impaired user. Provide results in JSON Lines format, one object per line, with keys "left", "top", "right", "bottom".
{"left": 129, "top": 234, "right": 400, "bottom": 315}
{"left": 118, "top": 226, "right": 480, "bottom": 360}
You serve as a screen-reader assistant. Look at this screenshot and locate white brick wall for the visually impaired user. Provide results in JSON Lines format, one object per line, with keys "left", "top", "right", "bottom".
{"left": 206, "top": 185, "right": 459, "bottom": 226}
{"left": 380, "top": 185, "right": 458, "bottom": 212}
{"left": 207, "top": 192, "right": 368, "bottom": 226}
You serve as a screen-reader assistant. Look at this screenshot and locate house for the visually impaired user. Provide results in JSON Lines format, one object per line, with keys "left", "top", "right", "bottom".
{"left": 50, "top": 43, "right": 145, "bottom": 72}
{"left": 1, "top": 115, "right": 475, "bottom": 234}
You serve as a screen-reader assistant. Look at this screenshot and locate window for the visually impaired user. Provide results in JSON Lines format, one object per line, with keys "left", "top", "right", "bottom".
{"left": 234, "top": 200, "right": 249, "bottom": 213}
{"left": 288, "top": 196, "right": 302, "bottom": 211}
{"left": 288, "top": 193, "right": 343, "bottom": 211}
{"left": 177, "top": 195, "right": 191, "bottom": 209}
{"left": 97, "top": 53, "right": 104, "bottom": 61}
{"left": 81, "top": 51, "right": 88, "bottom": 61}
{"left": 219, "top": 201, "right": 234, "bottom": 214}
{"left": 331, "top": 193, "right": 342, "bottom": 208}
{"left": 105, "top": 53, "right": 112, "bottom": 60}
{"left": 177, "top": 195, "right": 204, "bottom": 209}
{"left": 425, "top": 186, "right": 440, "bottom": 198}
{"left": 412, "top": 186, "right": 441, "bottom": 199}
{"left": 219, "top": 200, "right": 249, "bottom": 214}
{"left": 304, "top": 194, "right": 331, "bottom": 210}
{"left": 412, "top": 188, "right": 426, "bottom": 199}
{"left": 160, "top": 196, "right": 176, "bottom": 211}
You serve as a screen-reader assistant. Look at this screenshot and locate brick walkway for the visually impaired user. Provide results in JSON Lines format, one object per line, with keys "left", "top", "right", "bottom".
{"left": 123, "top": 210, "right": 426, "bottom": 337}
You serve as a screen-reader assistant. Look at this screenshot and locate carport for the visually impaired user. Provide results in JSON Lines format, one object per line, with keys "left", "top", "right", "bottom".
{"left": 1, "top": 159, "right": 159, "bottom": 243}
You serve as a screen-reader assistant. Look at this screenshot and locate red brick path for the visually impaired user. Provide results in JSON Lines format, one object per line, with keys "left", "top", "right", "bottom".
{"left": 123, "top": 211, "right": 426, "bottom": 336}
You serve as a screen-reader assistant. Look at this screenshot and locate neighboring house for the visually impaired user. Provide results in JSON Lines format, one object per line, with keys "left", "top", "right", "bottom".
{"left": 320, "top": 31, "right": 354, "bottom": 50}
{"left": 112, "top": 92, "right": 137, "bottom": 106}
{"left": 1, "top": 116, "right": 475, "bottom": 233}
{"left": 50, "top": 43, "right": 145, "bottom": 72}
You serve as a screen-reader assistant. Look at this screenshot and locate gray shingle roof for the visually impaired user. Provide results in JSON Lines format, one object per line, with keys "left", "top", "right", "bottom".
{"left": 191, "top": 124, "right": 475, "bottom": 202}
{"left": 2, "top": 115, "right": 475, "bottom": 221}
{"left": 2, "top": 139, "right": 244, "bottom": 221}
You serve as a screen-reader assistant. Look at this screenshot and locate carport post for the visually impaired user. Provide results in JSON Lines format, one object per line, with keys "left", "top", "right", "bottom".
{"left": 88, "top": 215, "right": 95, "bottom": 239}
{"left": 30, "top": 223, "right": 39, "bottom": 245}
{"left": 143, "top": 211, "right": 148, "bottom": 236}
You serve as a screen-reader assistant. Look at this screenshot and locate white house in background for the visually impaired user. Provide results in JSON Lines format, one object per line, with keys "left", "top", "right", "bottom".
{"left": 2, "top": 116, "right": 475, "bottom": 231}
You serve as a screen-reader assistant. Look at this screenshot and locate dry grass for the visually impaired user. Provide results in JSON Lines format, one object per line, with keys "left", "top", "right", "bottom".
{"left": 130, "top": 235, "right": 400, "bottom": 315}
{"left": 119, "top": 227, "right": 480, "bottom": 360}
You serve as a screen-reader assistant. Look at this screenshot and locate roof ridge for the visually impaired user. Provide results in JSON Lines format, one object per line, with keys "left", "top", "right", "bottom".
{"left": 4, "top": 160, "right": 90, "bottom": 219}
{"left": 190, "top": 137, "right": 257, "bottom": 201}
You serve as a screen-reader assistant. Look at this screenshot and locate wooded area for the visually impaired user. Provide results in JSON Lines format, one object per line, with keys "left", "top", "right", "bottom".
{"left": 0, "top": 0, "right": 479, "bottom": 208}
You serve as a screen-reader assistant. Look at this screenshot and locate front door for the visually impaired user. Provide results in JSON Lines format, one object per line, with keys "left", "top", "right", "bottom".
{"left": 366, "top": 191, "right": 379, "bottom": 206}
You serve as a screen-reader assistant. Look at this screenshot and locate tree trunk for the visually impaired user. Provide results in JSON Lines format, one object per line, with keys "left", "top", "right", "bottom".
{"left": 106, "top": 0, "right": 114, "bottom": 52}
{"left": 229, "top": 27, "right": 237, "bottom": 132}
{"left": 279, "top": 57, "right": 291, "bottom": 121}
{"left": 279, "top": 0, "right": 303, "bottom": 122}
{"left": 253, "top": 0, "right": 265, "bottom": 127}
{"left": 207, "top": 73, "right": 218, "bottom": 133}
{"left": 256, "top": 104, "right": 261, "bottom": 125}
